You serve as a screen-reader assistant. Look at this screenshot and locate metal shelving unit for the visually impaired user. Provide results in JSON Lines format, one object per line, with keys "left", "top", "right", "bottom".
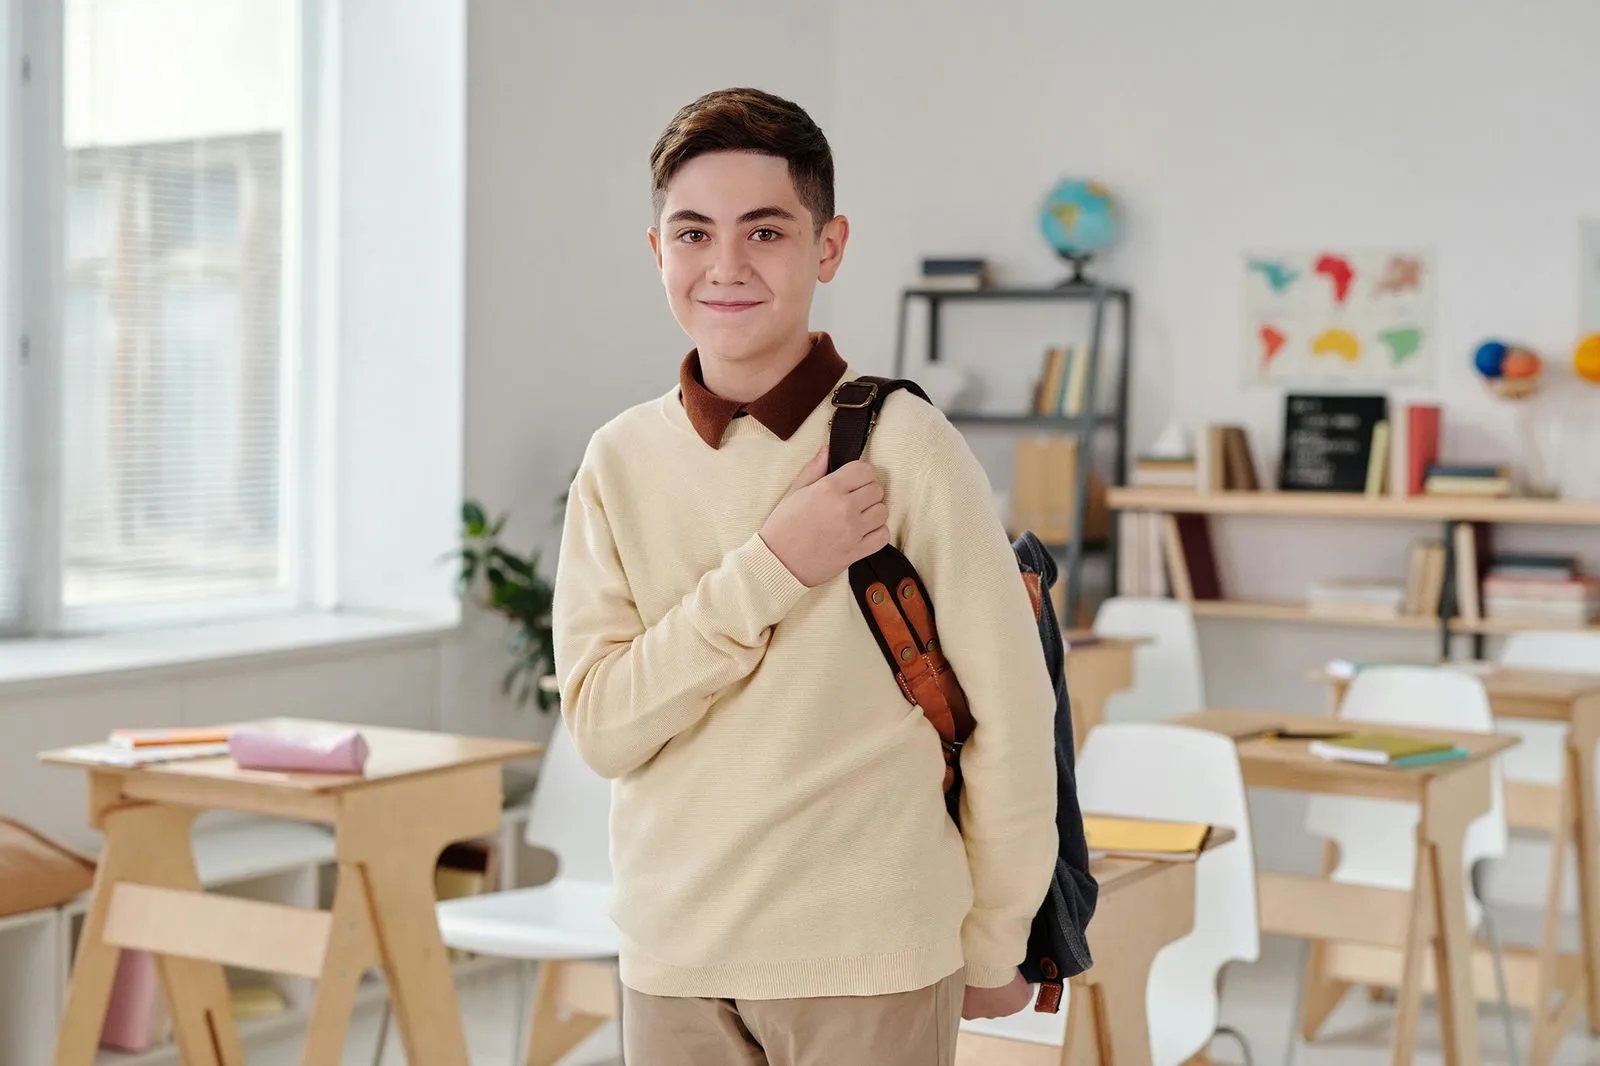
{"left": 892, "top": 282, "right": 1133, "bottom": 622}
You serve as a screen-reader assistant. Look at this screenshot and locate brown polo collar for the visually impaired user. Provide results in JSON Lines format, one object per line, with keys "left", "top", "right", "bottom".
{"left": 678, "top": 333, "right": 847, "bottom": 449}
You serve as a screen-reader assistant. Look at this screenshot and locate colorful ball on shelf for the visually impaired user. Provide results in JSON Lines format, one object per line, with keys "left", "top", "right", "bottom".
{"left": 1473, "top": 340, "right": 1508, "bottom": 378}
{"left": 1501, "top": 347, "right": 1543, "bottom": 379}
{"left": 1575, "top": 333, "right": 1600, "bottom": 384}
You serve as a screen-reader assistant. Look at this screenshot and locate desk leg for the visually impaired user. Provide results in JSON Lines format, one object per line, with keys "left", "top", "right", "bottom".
{"left": 53, "top": 798, "right": 244, "bottom": 1066}
{"left": 300, "top": 865, "right": 379, "bottom": 1066}
{"left": 1390, "top": 832, "right": 1434, "bottom": 1066}
{"left": 1424, "top": 762, "right": 1491, "bottom": 1066}
{"left": 1085, "top": 958, "right": 1158, "bottom": 1066}
{"left": 335, "top": 766, "right": 503, "bottom": 1066}
{"left": 1567, "top": 699, "right": 1600, "bottom": 1033}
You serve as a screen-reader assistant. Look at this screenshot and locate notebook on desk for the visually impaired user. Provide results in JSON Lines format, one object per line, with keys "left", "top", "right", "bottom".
{"left": 1083, "top": 815, "right": 1211, "bottom": 862}
{"left": 1309, "top": 733, "right": 1468, "bottom": 769}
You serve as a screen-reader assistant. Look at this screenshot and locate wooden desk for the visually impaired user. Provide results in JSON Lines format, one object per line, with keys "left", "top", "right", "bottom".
{"left": 1178, "top": 709, "right": 1517, "bottom": 1066}
{"left": 1063, "top": 631, "right": 1148, "bottom": 752}
{"left": 1314, "top": 663, "right": 1600, "bottom": 1064}
{"left": 956, "top": 827, "right": 1237, "bottom": 1066}
{"left": 41, "top": 718, "right": 540, "bottom": 1066}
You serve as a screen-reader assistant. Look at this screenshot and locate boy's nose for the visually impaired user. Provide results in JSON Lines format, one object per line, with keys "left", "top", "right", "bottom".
{"left": 709, "top": 245, "right": 750, "bottom": 283}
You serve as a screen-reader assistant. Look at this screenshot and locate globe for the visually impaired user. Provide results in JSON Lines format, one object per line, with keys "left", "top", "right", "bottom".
{"left": 1039, "top": 179, "right": 1118, "bottom": 284}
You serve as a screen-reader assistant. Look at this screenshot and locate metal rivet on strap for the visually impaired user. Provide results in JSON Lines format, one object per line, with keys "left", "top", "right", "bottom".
{"left": 900, "top": 584, "right": 915, "bottom": 600}
{"left": 870, "top": 588, "right": 885, "bottom": 605}
{"left": 899, "top": 646, "right": 915, "bottom": 662}
{"left": 926, "top": 638, "right": 937, "bottom": 651}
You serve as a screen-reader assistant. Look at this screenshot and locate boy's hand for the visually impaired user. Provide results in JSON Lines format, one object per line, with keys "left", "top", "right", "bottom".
{"left": 962, "top": 971, "right": 1032, "bottom": 1019}
{"left": 760, "top": 446, "right": 889, "bottom": 588}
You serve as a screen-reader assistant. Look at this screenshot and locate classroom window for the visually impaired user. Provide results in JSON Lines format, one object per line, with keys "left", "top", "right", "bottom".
{"left": 1, "top": 0, "right": 308, "bottom": 631}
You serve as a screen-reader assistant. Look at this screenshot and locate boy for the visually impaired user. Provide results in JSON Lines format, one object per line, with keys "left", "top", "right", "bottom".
{"left": 553, "top": 87, "right": 1058, "bottom": 1065}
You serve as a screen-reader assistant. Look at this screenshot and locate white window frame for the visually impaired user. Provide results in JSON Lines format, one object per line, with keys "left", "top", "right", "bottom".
{"left": 7, "top": 0, "right": 336, "bottom": 637}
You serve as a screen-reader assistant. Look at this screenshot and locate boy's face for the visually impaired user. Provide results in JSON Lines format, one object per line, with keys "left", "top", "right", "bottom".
{"left": 649, "top": 151, "right": 847, "bottom": 367}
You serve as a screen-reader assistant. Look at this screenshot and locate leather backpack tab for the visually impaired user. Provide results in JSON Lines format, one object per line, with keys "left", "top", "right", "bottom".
{"left": 0, "top": 817, "right": 96, "bottom": 918}
{"left": 828, "top": 376, "right": 975, "bottom": 797}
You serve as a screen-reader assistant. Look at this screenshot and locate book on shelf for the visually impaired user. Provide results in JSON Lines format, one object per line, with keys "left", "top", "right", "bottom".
{"left": 1484, "top": 574, "right": 1600, "bottom": 625}
{"left": 1364, "top": 421, "right": 1390, "bottom": 496}
{"left": 1424, "top": 462, "right": 1512, "bottom": 497}
{"left": 101, "top": 949, "right": 164, "bottom": 1052}
{"left": 1309, "top": 733, "right": 1468, "bottom": 769}
{"left": 919, "top": 257, "right": 990, "bottom": 290}
{"left": 1117, "top": 511, "right": 1169, "bottom": 598}
{"left": 1083, "top": 814, "right": 1211, "bottom": 861}
{"left": 1450, "top": 522, "right": 1494, "bottom": 624}
{"left": 1199, "top": 425, "right": 1260, "bottom": 493}
{"left": 1029, "top": 343, "right": 1092, "bottom": 417}
{"left": 1488, "top": 552, "right": 1579, "bottom": 581}
{"left": 1306, "top": 578, "right": 1405, "bottom": 619}
{"left": 1132, "top": 455, "right": 1198, "bottom": 488}
{"left": 230, "top": 984, "right": 290, "bottom": 1020}
{"left": 1389, "top": 403, "right": 1442, "bottom": 497}
{"left": 1401, "top": 539, "right": 1447, "bottom": 617}
{"left": 1160, "top": 512, "right": 1222, "bottom": 601}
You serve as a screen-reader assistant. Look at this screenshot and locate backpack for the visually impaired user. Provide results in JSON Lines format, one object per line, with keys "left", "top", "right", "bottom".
{"left": 827, "top": 375, "right": 1099, "bottom": 1014}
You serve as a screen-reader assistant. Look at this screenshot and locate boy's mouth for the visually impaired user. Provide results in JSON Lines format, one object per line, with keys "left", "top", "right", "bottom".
{"left": 700, "top": 299, "right": 763, "bottom": 314}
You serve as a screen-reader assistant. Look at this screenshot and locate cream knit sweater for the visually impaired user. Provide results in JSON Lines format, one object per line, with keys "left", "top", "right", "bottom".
{"left": 553, "top": 370, "right": 1058, "bottom": 1000}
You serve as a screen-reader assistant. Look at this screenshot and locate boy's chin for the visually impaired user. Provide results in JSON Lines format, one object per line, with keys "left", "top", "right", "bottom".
{"left": 688, "top": 318, "right": 784, "bottom": 362}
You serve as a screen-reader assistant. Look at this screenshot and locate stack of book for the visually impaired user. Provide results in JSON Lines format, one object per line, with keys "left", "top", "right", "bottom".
{"left": 1423, "top": 462, "right": 1512, "bottom": 497}
{"left": 60, "top": 727, "right": 233, "bottom": 767}
{"left": 1131, "top": 454, "right": 1198, "bottom": 488}
{"left": 1031, "top": 344, "right": 1093, "bottom": 417}
{"left": 918, "top": 257, "right": 990, "bottom": 290}
{"left": 1306, "top": 578, "right": 1406, "bottom": 619}
{"left": 1310, "top": 732, "right": 1468, "bottom": 769}
{"left": 1483, "top": 553, "right": 1600, "bottom": 626}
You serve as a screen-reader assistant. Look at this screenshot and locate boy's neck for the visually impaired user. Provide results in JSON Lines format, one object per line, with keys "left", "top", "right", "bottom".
{"left": 697, "top": 331, "right": 815, "bottom": 404}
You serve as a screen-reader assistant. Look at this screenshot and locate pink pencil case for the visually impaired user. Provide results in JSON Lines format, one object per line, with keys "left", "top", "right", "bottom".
{"left": 229, "top": 727, "right": 370, "bottom": 774}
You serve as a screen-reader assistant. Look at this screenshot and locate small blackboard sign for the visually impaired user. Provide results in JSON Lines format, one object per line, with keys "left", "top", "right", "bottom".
{"left": 1278, "top": 393, "right": 1388, "bottom": 492}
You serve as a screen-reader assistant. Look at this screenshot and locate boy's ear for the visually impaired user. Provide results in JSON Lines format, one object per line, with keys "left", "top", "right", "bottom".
{"left": 816, "top": 215, "right": 850, "bottom": 284}
{"left": 647, "top": 226, "right": 664, "bottom": 271}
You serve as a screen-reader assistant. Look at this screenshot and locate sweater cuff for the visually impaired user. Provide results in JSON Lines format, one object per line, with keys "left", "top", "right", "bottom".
{"left": 963, "top": 961, "right": 1020, "bottom": 989}
{"left": 737, "top": 532, "right": 811, "bottom": 619}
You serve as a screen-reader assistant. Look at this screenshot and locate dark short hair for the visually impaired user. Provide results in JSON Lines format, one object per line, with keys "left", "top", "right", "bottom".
{"left": 650, "top": 88, "right": 834, "bottom": 235}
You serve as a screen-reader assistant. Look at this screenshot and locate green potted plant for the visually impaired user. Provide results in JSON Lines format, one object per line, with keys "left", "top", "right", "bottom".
{"left": 454, "top": 500, "right": 558, "bottom": 710}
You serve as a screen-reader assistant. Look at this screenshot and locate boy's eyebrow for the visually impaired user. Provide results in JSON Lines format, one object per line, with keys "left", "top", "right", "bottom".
{"left": 663, "top": 206, "right": 799, "bottom": 227}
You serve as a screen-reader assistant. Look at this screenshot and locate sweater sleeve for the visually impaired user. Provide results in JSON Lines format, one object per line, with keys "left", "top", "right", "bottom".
{"left": 553, "top": 463, "right": 811, "bottom": 779}
{"left": 899, "top": 415, "right": 1059, "bottom": 989}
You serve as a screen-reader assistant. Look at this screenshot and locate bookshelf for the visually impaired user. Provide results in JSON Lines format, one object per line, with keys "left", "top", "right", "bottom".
{"left": 895, "top": 282, "right": 1134, "bottom": 622}
{"left": 1108, "top": 486, "right": 1600, "bottom": 656}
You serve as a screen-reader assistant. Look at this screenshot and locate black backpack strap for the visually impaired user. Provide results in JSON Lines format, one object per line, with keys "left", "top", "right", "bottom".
{"left": 826, "top": 376, "right": 929, "bottom": 473}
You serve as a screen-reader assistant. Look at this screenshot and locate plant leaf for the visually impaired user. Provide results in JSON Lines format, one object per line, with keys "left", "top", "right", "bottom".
{"left": 462, "top": 500, "right": 488, "bottom": 535}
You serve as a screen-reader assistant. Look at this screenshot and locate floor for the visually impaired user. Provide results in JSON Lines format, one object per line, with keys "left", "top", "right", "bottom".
{"left": 249, "top": 934, "right": 1599, "bottom": 1066}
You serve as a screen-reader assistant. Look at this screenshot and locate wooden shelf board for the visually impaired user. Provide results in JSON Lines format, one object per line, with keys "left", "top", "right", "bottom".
{"left": 1107, "top": 487, "right": 1600, "bottom": 526}
{"left": 1189, "top": 599, "right": 1441, "bottom": 631}
{"left": 1449, "top": 617, "right": 1600, "bottom": 637}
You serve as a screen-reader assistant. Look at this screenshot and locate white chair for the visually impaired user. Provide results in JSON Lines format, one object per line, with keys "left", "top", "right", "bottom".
{"left": 371, "top": 718, "right": 619, "bottom": 1066}
{"left": 1294, "top": 666, "right": 1516, "bottom": 1065}
{"left": 961, "top": 723, "right": 1259, "bottom": 1066}
{"left": 1092, "top": 597, "right": 1206, "bottom": 723}
{"left": 1498, "top": 631, "right": 1600, "bottom": 789}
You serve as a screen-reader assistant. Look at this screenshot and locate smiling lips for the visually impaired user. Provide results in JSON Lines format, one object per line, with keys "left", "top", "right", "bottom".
{"left": 700, "top": 299, "right": 763, "bottom": 313}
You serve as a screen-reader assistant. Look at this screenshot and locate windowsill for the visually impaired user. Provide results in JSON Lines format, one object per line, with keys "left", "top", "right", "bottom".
{"left": 0, "top": 609, "right": 459, "bottom": 696}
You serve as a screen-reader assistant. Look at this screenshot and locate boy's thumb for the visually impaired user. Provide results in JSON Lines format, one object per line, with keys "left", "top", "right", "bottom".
{"left": 787, "top": 445, "right": 830, "bottom": 493}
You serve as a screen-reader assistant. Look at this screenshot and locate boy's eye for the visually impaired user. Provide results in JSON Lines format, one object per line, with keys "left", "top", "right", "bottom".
{"left": 751, "top": 228, "right": 781, "bottom": 242}
{"left": 677, "top": 229, "right": 708, "bottom": 244}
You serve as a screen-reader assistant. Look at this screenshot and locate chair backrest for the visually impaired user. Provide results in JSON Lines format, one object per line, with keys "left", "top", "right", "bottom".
{"left": 523, "top": 717, "right": 612, "bottom": 884}
{"left": 1497, "top": 632, "right": 1600, "bottom": 786}
{"left": 1304, "top": 666, "right": 1506, "bottom": 927}
{"left": 1092, "top": 597, "right": 1205, "bottom": 723}
{"left": 1078, "top": 723, "right": 1259, "bottom": 1066}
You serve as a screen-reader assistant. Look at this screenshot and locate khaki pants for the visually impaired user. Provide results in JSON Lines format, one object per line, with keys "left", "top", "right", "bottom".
{"left": 622, "top": 969, "right": 965, "bottom": 1066}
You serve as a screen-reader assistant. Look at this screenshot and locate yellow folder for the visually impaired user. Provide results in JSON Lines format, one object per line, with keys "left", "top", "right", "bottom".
{"left": 1083, "top": 815, "right": 1210, "bottom": 859}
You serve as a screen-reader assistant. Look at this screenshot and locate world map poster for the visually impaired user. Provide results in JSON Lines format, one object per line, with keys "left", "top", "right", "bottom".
{"left": 1244, "top": 247, "right": 1436, "bottom": 385}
